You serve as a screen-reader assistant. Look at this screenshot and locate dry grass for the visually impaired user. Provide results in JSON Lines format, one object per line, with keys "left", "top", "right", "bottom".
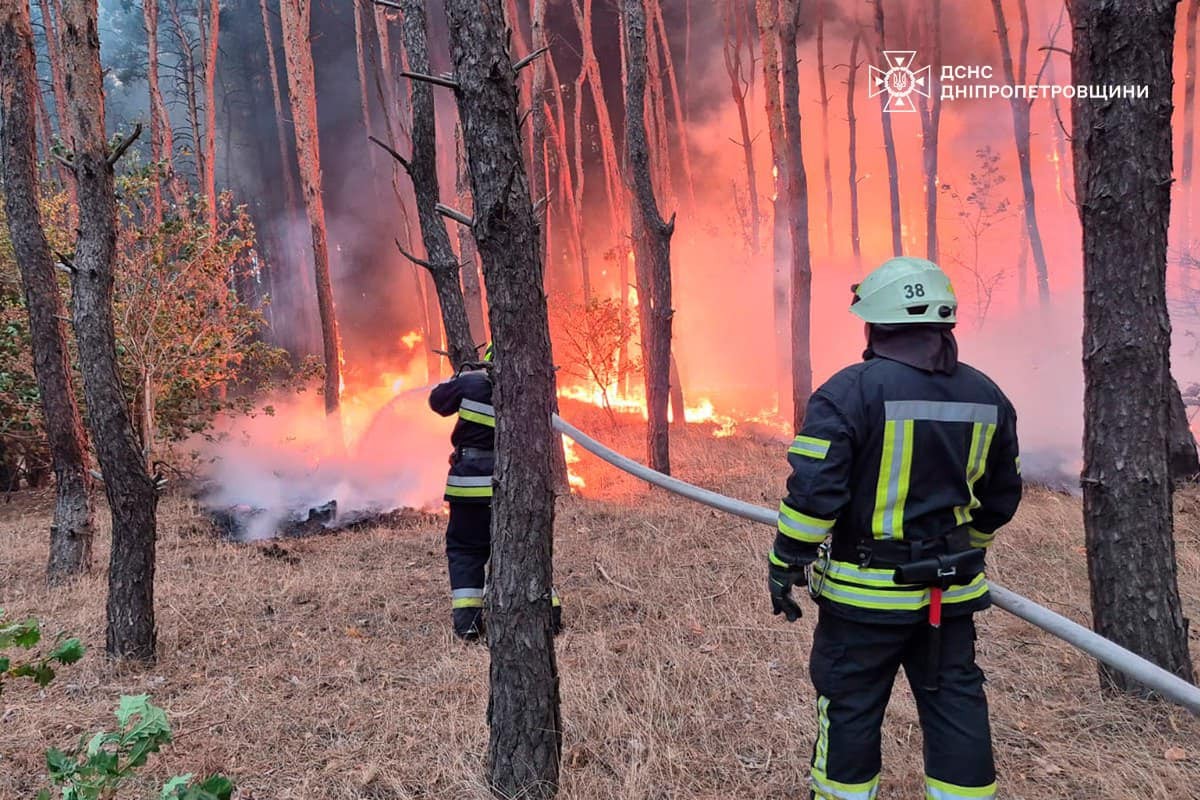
{"left": 2, "top": 412, "right": 1200, "bottom": 799}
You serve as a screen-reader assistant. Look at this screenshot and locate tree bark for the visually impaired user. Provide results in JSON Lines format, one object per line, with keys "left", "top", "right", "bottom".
{"left": 1071, "top": 0, "right": 1196, "bottom": 692}
{"left": 723, "top": 0, "right": 760, "bottom": 256}
{"left": 846, "top": 30, "right": 863, "bottom": 269}
{"left": 397, "top": 0, "right": 477, "bottom": 369}
{"left": 872, "top": 0, "right": 903, "bottom": 256}
{"left": 1, "top": 0, "right": 96, "bottom": 585}
{"left": 544, "top": 48, "right": 587, "bottom": 298}
{"left": 455, "top": 124, "right": 487, "bottom": 344}
{"left": 530, "top": 0, "right": 549, "bottom": 263}
{"left": 649, "top": 0, "right": 695, "bottom": 210}
{"left": 353, "top": 0, "right": 378, "bottom": 180}
{"left": 59, "top": 0, "right": 159, "bottom": 660}
{"left": 816, "top": 2, "right": 834, "bottom": 257}
{"left": 1181, "top": 0, "right": 1199, "bottom": 257}
{"left": 35, "top": 0, "right": 75, "bottom": 212}
{"left": 624, "top": 0, "right": 674, "bottom": 475}
{"left": 918, "top": 0, "right": 942, "bottom": 263}
{"left": 280, "top": 0, "right": 342, "bottom": 414}
{"left": 991, "top": 0, "right": 1050, "bottom": 305}
{"left": 442, "top": 2, "right": 561, "bottom": 795}
{"left": 202, "top": 0, "right": 219, "bottom": 230}
{"left": 779, "top": 0, "right": 812, "bottom": 429}
{"left": 754, "top": 0, "right": 791, "bottom": 413}
{"left": 167, "top": 0, "right": 203, "bottom": 192}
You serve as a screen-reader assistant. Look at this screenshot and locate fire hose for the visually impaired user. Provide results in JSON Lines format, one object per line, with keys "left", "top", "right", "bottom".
{"left": 551, "top": 414, "right": 1200, "bottom": 715}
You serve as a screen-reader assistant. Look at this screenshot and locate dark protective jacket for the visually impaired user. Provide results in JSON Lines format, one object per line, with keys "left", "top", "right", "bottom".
{"left": 772, "top": 343, "right": 1022, "bottom": 625}
{"left": 429, "top": 370, "right": 495, "bottom": 503}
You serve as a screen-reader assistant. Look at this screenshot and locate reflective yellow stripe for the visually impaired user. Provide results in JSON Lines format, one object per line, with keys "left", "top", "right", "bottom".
{"left": 954, "top": 422, "right": 997, "bottom": 525}
{"left": 789, "top": 435, "right": 831, "bottom": 460}
{"left": 813, "top": 695, "right": 830, "bottom": 774}
{"left": 925, "top": 776, "right": 996, "bottom": 800}
{"left": 1014, "top": 455, "right": 1021, "bottom": 475}
{"left": 768, "top": 550, "right": 790, "bottom": 568}
{"left": 813, "top": 561, "right": 989, "bottom": 611}
{"left": 968, "top": 527, "right": 995, "bottom": 549}
{"left": 446, "top": 475, "right": 494, "bottom": 498}
{"left": 451, "top": 588, "right": 484, "bottom": 609}
{"left": 810, "top": 766, "right": 880, "bottom": 800}
{"left": 873, "top": 419, "right": 913, "bottom": 540}
{"left": 778, "top": 502, "right": 835, "bottom": 543}
{"left": 459, "top": 409, "right": 496, "bottom": 427}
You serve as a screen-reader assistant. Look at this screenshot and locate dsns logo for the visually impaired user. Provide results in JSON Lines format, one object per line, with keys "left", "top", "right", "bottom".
{"left": 869, "top": 51, "right": 931, "bottom": 112}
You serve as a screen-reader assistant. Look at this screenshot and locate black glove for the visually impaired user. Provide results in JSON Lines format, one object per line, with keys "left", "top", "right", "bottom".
{"left": 769, "top": 558, "right": 808, "bottom": 622}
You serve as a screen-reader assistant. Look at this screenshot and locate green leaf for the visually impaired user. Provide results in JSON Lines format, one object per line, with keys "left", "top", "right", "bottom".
{"left": 46, "top": 747, "right": 74, "bottom": 776}
{"left": 35, "top": 790, "right": 50, "bottom": 800}
{"left": 196, "top": 775, "right": 235, "bottom": 800}
{"left": 51, "top": 638, "right": 85, "bottom": 665}
{"left": 4, "top": 618, "right": 41, "bottom": 648}
{"left": 160, "top": 774, "right": 192, "bottom": 799}
{"left": 0, "top": 656, "right": 9, "bottom": 673}
{"left": 115, "top": 693, "right": 151, "bottom": 727}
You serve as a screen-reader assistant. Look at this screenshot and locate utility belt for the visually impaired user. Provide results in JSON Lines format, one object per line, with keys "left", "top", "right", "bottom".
{"left": 452, "top": 446, "right": 493, "bottom": 464}
{"left": 854, "top": 528, "right": 986, "bottom": 693}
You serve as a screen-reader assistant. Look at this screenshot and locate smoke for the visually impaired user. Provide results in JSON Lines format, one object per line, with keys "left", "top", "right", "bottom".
{"left": 194, "top": 369, "right": 450, "bottom": 541}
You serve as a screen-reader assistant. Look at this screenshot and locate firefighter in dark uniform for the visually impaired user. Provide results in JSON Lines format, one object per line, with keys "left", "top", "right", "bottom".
{"left": 767, "top": 257, "right": 1022, "bottom": 800}
{"left": 429, "top": 343, "right": 562, "bottom": 640}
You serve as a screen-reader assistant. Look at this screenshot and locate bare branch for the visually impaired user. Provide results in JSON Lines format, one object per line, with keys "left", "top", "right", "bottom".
{"left": 368, "top": 135, "right": 411, "bottom": 173}
{"left": 513, "top": 45, "right": 549, "bottom": 73}
{"left": 400, "top": 70, "right": 460, "bottom": 90}
{"left": 107, "top": 123, "right": 144, "bottom": 166}
{"left": 517, "top": 106, "right": 534, "bottom": 130}
{"left": 53, "top": 153, "right": 76, "bottom": 173}
{"left": 395, "top": 238, "right": 433, "bottom": 270}
{"left": 1037, "top": 45, "right": 1072, "bottom": 57}
{"left": 54, "top": 252, "right": 77, "bottom": 273}
{"left": 436, "top": 203, "right": 475, "bottom": 227}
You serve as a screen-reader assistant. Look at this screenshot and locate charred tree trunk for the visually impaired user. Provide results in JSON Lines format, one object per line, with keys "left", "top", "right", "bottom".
{"left": 393, "top": 0, "right": 476, "bottom": 369}
{"left": 1169, "top": 377, "right": 1200, "bottom": 482}
{"left": 624, "top": 0, "right": 675, "bottom": 475}
{"left": 455, "top": 124, "right": 487, "bottom": 344}
{"left": 918, "top": 0, "right": 942, "bottom": 263}
{"left": 167, "top": 0, "right": 203, "bottom": 192}
{"left": 873, "top": 0, "right": 902, "bottom": 256}
{"left": 1182, "top": 0, "right": 1199, "bottom": 258}
{"left": 280, "top": 0, "right": 342, "bottom": 414}
{"left": 779, "top": 0, "right": 812, "bottom": 428}
{"left": 723, "top": 0, "right": 760, "bottom": 256}
{"left": 649, "top": 0, "right": 695, "bottom": 210}
{"left": 353, "top": 0, "right": 378, "bottom": 180}
{"left": 846, "top": 31, "right": 863, "bottom": 268}
{"left": 59, "top": 0, "right": 159, "bottom": 660}
{"left": 544, "top": 49, "right": 586, "bottom": 299}
{"left": 530, "top": 0, "right": 549, "bottom": 262}
{"left": 754, "top": 0, "right": 791, "bottom": 414}
{"left": 443, "top": 1, "right": 561, "bottom": 795}
{"left": 1, "top": 1, "right": 96, "bottom": 585}
{"left": 816, "top": 2, "right": 834, "bottom": 257}
{"left": 991, "top": 0, "right": 1050, "bottom": 305}
{"left": 1071, "top": 0, "right": 1196, "bottom": 691}
{"left": 202, "top": 0, "right": 219, "bottom": 230}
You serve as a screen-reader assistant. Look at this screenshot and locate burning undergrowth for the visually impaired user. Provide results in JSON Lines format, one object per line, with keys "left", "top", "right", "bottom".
{"left": 192, "top": 369, "right": 450, "bottom": 541}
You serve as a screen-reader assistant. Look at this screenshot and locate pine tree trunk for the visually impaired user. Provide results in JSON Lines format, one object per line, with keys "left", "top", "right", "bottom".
{"left": 1071, "top": 0, "right": 1196, "bottom": 692}
{"left": 754, "top": 0, "right": 791, "bottom": 414}
{"left": 873, "top": 0, "right": 902, "bottom": 256}
{"left": 59, "top": 0, "right": 159, "bottom": 660}
{"left": 454, "top": 124, "right": 487, "bottom": 345}
{"left": 530, "top": 0, "right": 549, "bottom": 262}
{"left": 279, "top": 0, "right": 342, "bottom": 414}
{"left": 1181, "top": 0, "right": 1199, "bottom": 258}
{"left": 544, "top": 49, "right": 587, "bottom": 298}
{"left": 624, "top": 0, "right": 674, "bottom": 475}
{"left": 816, "top": 3, "right": 834, "bottom": 257}
{"left": 442, "top": 2, "right": 561, "bottom": 795}
{"left": 167, "top": 0, "right": 203, "bottom": 193}
{"left": 649, "top": 0, "right": 694, "bottom": 210}
{"left": 1, "top": 1, "right": 96, "bottom": 585}
{"left": 919, "top": 0, "right": 941, "bottom": 263}
{"left": 992, "top": 0, "right": 1050, "bottom": 305}
{"left": 202, "top": 0, "right": 219, "bottom": 230}
{"left": 847, "top": 31, "right": 862, "bottom": 269}
{"left": 35, "top": 0, "right": 75, "bottom": 214}
{"left": 353, "top": 0, "right": 378, "bottom": 180}
{"left": 779, "top": 0, "right": 812, "bottom": 429}
{"left": 398, "top": 0, "right": 476, "bottom": 369}
{"left": 723, "top": 0, "right": 760, "bottom": 256}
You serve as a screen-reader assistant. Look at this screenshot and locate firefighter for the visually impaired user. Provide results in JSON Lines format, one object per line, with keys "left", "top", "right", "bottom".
{"left": 429, "top": 343, "right": 562, "bottom": 640}
{"left": 768, "top": 257, "right": 1022, "bottom": 800}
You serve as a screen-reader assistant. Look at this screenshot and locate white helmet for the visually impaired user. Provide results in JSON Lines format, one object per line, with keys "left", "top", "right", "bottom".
{"left": 849, "top": 257, "right": 957, "bottom": 325}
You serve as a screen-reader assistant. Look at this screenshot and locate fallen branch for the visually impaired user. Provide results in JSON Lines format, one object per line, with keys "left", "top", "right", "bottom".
{"left": 594, "top": 560, "right": 635, "bottom": 593}
{"left": 435, "top": 203, "right": 474, "bottom": 227}
{"left": 400, "top": 70, "right": 459, "bottom": 90}
{"left": 107, "top": 123, "right": 143, "bottom": 167}
{"left": 369, "top": 135, "right": 411, "bottom": 173}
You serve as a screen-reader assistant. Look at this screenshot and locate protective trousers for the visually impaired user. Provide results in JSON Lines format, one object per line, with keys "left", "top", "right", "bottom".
{"left": 808, "top": 610, "right": 995, "bottom": 800}
{"left": 446, "top": 501, "right": 490, "bottom": 635}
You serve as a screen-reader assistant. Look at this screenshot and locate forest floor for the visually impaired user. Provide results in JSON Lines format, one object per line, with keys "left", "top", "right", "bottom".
{"left": 2, "top": 409, "right": 1200, "bottom": 799}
